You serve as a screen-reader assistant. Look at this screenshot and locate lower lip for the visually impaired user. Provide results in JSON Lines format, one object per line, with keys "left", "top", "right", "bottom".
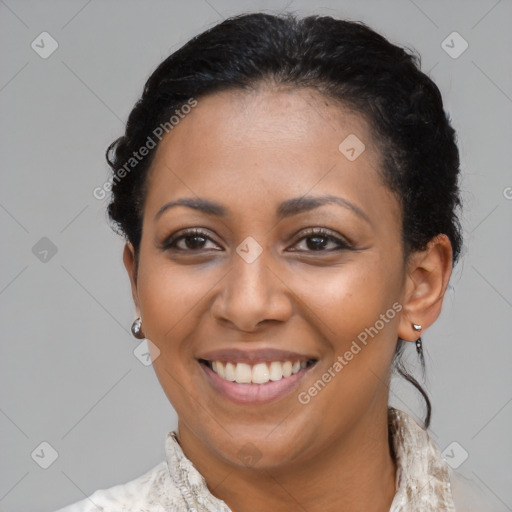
{"left": 199, "top": 362, "right": 315, "bottom": 404}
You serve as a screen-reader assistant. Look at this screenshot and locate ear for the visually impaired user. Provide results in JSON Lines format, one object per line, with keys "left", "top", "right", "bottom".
{"left": 123, "top": 242, "right": 141, "bottom": 315}
{"left": 398, "top": 234, "right": 453, "bottom": 341}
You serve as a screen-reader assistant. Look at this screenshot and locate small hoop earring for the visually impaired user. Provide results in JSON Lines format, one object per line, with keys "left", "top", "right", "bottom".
{"left": 131, "top": 317, "right": 145, "bottom": 339}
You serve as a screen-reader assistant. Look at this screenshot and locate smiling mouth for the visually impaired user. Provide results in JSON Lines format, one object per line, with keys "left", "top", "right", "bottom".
{"left": 198, "top": 359, "right": 317, "bottom": 385}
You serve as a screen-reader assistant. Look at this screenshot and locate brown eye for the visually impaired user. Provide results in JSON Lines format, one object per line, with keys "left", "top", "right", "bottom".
{"left": 289, "top": 228, "right": 352, "bottom": 252}
{"left": 162, "top": 229, "right": 222, "bottom": 252}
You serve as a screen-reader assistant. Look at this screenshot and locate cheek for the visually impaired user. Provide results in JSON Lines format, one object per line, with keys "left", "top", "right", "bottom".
{"left": 292, "top": 256, "right": 402, "bottom": 343}
{"left": 136, "top": 260, "right": 215, "bottom": 409}
{"left": 293, "top": 257, "right": 402, "bottom": 402}
{"left": 137, "top": 259, "right": 214, "bottom": 341}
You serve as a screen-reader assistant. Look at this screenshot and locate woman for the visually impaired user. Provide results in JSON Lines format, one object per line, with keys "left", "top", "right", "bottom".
{"left": 56, "top": 12, "right": 491, "bottom": 511}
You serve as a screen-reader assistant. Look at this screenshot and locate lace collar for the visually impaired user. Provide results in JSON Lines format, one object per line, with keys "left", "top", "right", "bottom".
{"left": 387, "top": 408, "right": 455, "bottom": 511}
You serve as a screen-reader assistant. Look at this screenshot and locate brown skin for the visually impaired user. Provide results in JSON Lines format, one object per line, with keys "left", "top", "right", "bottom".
{"left": 123, "top": 87, "right": 453, "bottom": 512}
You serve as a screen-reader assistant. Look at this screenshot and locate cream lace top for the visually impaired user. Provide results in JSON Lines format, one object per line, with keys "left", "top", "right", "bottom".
{"left": 55, "top": 408, "right": 494, "bottom": 511}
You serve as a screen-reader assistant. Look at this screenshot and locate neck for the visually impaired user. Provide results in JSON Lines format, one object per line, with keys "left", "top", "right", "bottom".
{"left": 178, "top": 404, "right": 396, "bottom": 512}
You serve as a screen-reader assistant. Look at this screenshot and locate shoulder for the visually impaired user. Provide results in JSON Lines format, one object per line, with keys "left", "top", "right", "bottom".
{"left": 388, "top": 408, "right": 502, "bottom": 511}
{"left": 450, "top": 468, "right": 502, "bottom": 512}
{"left": 54, "top": 461, "right": 188, "bottom": 512}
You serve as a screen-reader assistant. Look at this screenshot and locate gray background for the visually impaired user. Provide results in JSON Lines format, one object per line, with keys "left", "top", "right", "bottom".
{"left": 1, "top": 1, "right": 511, "bottom": 511}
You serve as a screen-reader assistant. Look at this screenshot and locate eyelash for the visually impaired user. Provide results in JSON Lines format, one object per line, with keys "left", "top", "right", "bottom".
{"left": 161, "top": 227, "right": 353, "bottom": 253}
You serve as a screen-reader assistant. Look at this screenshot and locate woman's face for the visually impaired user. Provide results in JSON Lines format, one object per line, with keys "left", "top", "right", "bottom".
{"left": 126, "top": 87, "right": 409, "bottom": 468}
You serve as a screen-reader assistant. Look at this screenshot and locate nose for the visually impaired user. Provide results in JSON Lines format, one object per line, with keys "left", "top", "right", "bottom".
{"left": 210, "top": 247, "right": 293, "bottom": 332}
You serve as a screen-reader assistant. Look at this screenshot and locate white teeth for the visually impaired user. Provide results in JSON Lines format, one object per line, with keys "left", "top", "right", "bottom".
{"left": 269, "top": 361, "right": 283, "bottom": 381}
{"left": 224, "top": 362, "right": 236, "bottom": 381}
{"left": 235, "top": 362, "right": 252, "bottom": 383}
{"left": 208, "top": 359, "right": 312, "bottom": 384}
{"left": 252, "top": 363, "right": 270, "bottom": 384}
{"left": 216, "top": 362, "right": 226, "bottom": 379}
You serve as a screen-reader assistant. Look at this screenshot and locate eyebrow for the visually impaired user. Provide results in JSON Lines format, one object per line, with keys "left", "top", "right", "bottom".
{"left": 155, "top": 194, "right": 371, "bottom": 224}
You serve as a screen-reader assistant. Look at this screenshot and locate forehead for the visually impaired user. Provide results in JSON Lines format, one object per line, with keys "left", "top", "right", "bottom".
{"left": 142, "top": 87, "right": 398, "bottom": 226}
{"left": 160, "top": 86, "right": 374, "bottom": 151}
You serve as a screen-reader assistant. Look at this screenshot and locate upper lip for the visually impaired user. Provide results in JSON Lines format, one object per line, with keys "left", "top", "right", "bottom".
{"left": 197, "top": 348, "right": 318, "bottom": 364}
